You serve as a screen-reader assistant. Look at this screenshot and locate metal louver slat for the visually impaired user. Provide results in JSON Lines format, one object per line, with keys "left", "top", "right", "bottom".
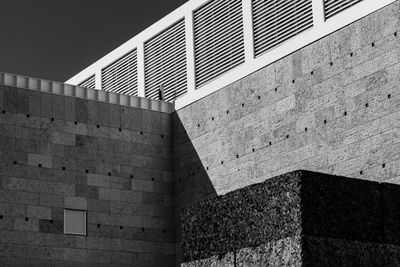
{"left": 144, "top": 19, "right": 187, "bottom": 102}
{"left": 101, "top": 49, "right": 138, "bottom": 96}
{"left": 78, "top": 75, "right": 95, "bottom": 89}
{"left": 253, "top": 0, "right": 313, "bottom": 58}
{"left": 194, "top": 0, "right": 245, "bottom": 88}
{"left": 324, "top": 0, "right": 363, "bottom": 19}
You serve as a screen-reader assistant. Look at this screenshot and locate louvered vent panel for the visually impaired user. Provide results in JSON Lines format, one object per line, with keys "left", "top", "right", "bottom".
{"left": 253, "top": 0, "right": 313, "bottom": 57}
{"left": 78, "top": 75, "right": 95, "bottom": 89}
{"left": 145, "top": 19, "right": 187, "bottom": 102}
{"left": 324, "top": 0, "right": 363, "bottom": 19}
{"left": 194, "top": 0, "right": 245, "bottom": 88}
{"left": 102, "top": 49, "right": 138, "bottom": 95}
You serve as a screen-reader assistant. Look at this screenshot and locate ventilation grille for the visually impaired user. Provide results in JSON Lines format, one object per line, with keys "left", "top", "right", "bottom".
{"left": 194, "top": 0, "right": 245, "bottom": 88}
{"left": 145, "top": 19, "right": 187, "bottom": 102}
{"left": 324, "top": 0, "right": 363, "bottom": 19}
{"left": 101, "top": 49, "right": 138, "bottom": 95}
{"left": 78, "top": 75, "right": 95, "bottom": 89}
{"left": 253, "top": 0, "right": 313, "bottom": 57}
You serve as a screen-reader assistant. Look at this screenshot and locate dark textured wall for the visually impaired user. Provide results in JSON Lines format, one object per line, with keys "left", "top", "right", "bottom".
{"left": 0, "top": 85, "right": 174, "bottom": 266}
{"left": 181, "top": 170, "right": 400, "bottom": 266}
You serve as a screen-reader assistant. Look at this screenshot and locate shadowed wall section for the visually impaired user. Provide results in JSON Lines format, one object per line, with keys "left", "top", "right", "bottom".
{"left": 0, "top": 84, "right": 174, "bottom": 266}
{"left": 181, "top": 170, "right": 400, "bottom": 266}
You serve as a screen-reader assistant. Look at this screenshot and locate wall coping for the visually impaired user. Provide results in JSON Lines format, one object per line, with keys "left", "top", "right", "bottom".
{"left": 0, "top": 72, "right": 174, "bottom": 113}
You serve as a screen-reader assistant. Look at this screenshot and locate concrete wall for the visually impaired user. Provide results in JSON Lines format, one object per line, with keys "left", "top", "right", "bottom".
{"left": 0, "top": 85, "right": 174, "bottom": 266}
{"left": 173, "top": 0, "right": 400, "bottom": 248}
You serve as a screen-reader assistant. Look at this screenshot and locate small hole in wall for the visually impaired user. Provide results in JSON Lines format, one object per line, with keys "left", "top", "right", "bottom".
{"left": 1, "top": 110, "right": 5, "bottom": 114}
{"left": 350, "top": 52, "right": 353, "bottom": 57}
{"left": 206, "top": 167, "right": 209, "bottom": 171}
{"left": 198, "top": 124, "right": 200, "bottom": 128}
{"left": 96, "top": 125, "right": 100, "bottom": 129}
{"left": 394, "top": 32, "right": 397, "bottom": 37}
{"left": 236, "top": 155, "right": 239, "bottom": 159}
{"left": 242, "top": 103, "right": 244, "bottom": 107}
{"left": 226, "top": 110, "right": 229, "bottom": 114}
{"left": 108, "top": 172, "right": 112, "bottom": 176}
{"left": 212, "top": 117, "right": 214, "bottom": 121}
{"left": 13, "top": 161, "right": 17, "bottom": 165}
{"left": 0, "top": 215, "right": 3, "bottom": 219}
{"left": 74, "top": 121, "right": 78, "bottom": 125}
{"left": 311, "top": 71, "right": 314, "bottom": 75}
{"left": 330, "top": 62, "right": 333, "bottom": 66}
{"left": 97, "top": 224, "right": 100, "bottom": 228}
{"left": 382, "top": 163, "right": 386, "bottom": 168}
{"left": 62, "top": 167, "right": 66, "bottom": 171}
{"left": 25, "top": 218, "right": 29, "bottom": 222}
{"left": 275, "top": 88, "right": 278, "bottom": 92}
{"left": 85, "top": 170, "right": 89, "bottom": 174}
{"left": 371, "top": 43, "right": 375, "bottom": 47}
{"left": 269, "top": 142, "right": 272, "bottom": 146}
{"left": 142, "top": 228, "right": 145, "bottom": 232}
{"left": 50, "top": 118, "right": 54, "bottom": 122}
{"left": 118, "top": 128, "right": 122, "bottom": 132}
{"left": 344, "top": 111, "right": 347, "bottom": 116}
{"left": 360, "top": 170, "right": 363, "bottom": 175}
{"left": 286, "top": 134, "right": 290, "bottom": 139}
{"left": 388, "top": 94, "right": 391, "bottom": 99}
{"left": 252, "top": 148, "right": 255, "bottom": 152}
{"left": 161, "top": 135, "right": 164, "bottom": 138}
{"left": 292, "top": 80, "right": 295, "bottom": 84}
{"left": 178, "top": 177, "right": 181, "bottom": 181}
{"left": 258, "top": 96, "right": 261, "bottom": 99}
{"left": 192, "top": 173, "right": 195, "bottom": 176}
{"left": 152, "top": 177, "right": 155, "bottom": 181}
{"left": 365, "top": 103, "right": 369, "bottom": 108}
{"left": 305, "top": 127, "right": 308, "bottom": 132}
{"left": 50, "top": 220, "right": 53, "bottom": 224}
{"left": 140, "top": 131, "right": 143, "bottom": 135}
{"left": 130, "top": 175, "right": 133, "bottom": 179}
{"left": 324, "top": 119, "right": 327, "bottom": 124}
{"left": 38, "top": 164, "right": 42, "bottom": 168}
{"left": 26, "top": 114, "right": 30, "bottom": 118}
{"left": 163, "top": 229, "right": 166, "bottom": 233}
{"left": 120, "top": 226, "right": 123, "bottom": 230}
{"left": 221, "top": 161, "right": 224, "bottom": 165}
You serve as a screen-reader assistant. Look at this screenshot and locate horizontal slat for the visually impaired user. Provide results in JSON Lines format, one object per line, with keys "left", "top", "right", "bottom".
{"left": 144, "top": 19, "right": 187, "bottom": 102}
{"left": 194, "top": 0, "right": 245, "bottom": 88}
{"left": 253, "top": 0, "right": 313, "bottom": 57}
{"left": 324, "top": 0, "right": 363, "bottom": 19}
{"left": 102, "top": 49, "right": 138, "bottom": 96}
{"left": 78, "top": 75, "right": 95, "bottom": 89}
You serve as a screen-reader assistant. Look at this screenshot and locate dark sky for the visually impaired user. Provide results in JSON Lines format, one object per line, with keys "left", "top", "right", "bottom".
{"left": 0, "top": 0, "right": 187, "bottom": 82}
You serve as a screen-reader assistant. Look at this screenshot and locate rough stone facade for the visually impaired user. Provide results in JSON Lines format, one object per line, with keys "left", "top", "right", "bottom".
{"left": 0, "top": 85, "right": 174, "bottom": 266}
{"left": 181, "top": 170, "right": 400, "bottom": 266}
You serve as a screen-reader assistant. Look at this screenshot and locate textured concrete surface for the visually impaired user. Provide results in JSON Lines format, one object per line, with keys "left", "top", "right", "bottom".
{"left": 181, "top": 170, "right": 400, "bottom": 266}
{"left": 0, "top": 85, "right": 174, "bottom": 266}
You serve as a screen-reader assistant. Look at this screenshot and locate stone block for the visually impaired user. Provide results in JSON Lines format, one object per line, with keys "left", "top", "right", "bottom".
{"left": 64, "top": 96, "right": 76, "bottom": 122}
{"left": 98, "top": 102, "right": 110, "bottom": 127}
{"left": 75, "top": 99, "right": 89, "bottom": 123}
{"left": 75, "top": 184, "right": 99, "bottom": 199}
{"left": 64, "top": 196, "right": 87, "bottom": 210}
{"left": 109, "top": 104, "right": 121, "bottom": 128}
{"left": 14, "top": 217, "right": 39, "bottom": 232}
{"left": 27, "top": 153, "right": 52, "bottom": 168}
{"left": 52, "top": 94, "right": 65, "bottom": 120}
{"left": 39, "top": 219, "right": 63, "bottom": 234}
{"left": 27, "top": 206, "right": 51, "bottom": 219}
{"left": 29, "top": 91, "right": 41, "bottom": 117}
{"left": 16, "top": 88, "right": 30, "bottom": 114}
{"left": 4, "top": 86, "right": 17, "bottom": 113}
{"left": 40, "top": 92, "right": 52, "bottom": 118}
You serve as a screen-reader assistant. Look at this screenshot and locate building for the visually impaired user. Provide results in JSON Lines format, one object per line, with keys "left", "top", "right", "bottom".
{"left": 0, "top": 0, "right": 400, "bottom": 266}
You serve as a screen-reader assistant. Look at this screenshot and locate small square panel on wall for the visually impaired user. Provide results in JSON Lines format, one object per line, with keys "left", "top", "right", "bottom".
{"left": 64, "top": 209, "right": 86, "bottom": 236}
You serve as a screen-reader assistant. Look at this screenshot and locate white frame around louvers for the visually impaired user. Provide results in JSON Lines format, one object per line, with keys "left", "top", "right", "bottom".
{"left": 66, "top": 0, "right": 396, "bottom": 111}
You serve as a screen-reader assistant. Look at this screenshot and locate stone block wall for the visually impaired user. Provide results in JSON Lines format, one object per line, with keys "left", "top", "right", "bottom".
{"left": 173, "top": 0, "right": 400, "bottom": 217}
{"left": 181, "top": 170, "right": 400, "bottom": 266}
{"left": 0, "top": 85, "right": 174, "bottom": 266}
